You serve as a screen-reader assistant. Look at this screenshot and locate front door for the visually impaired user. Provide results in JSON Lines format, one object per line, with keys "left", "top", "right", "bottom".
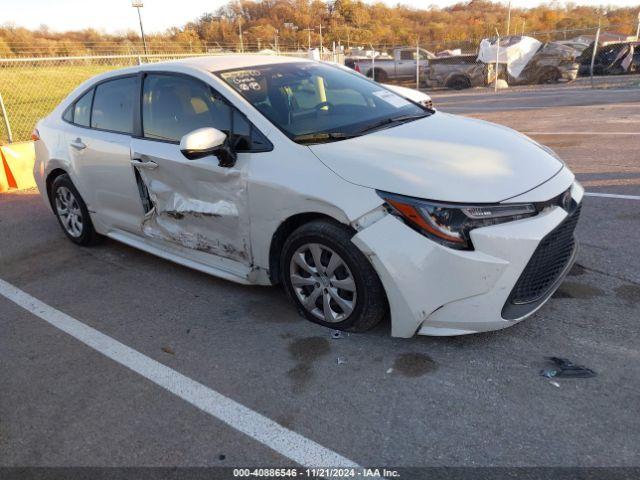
{"left": 130, "top": 73, "right": 252, "bottom": 265}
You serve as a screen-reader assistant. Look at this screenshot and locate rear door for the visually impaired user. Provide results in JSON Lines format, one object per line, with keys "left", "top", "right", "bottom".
{"left": 65, "top": 75, "right": 145, "bottom": 233}
{"left": 129, "top": 73, "right": 262, "bottom": 265}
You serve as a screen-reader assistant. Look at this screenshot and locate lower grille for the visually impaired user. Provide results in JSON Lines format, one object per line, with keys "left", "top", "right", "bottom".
{"left": 508, "top": 204, "right": 581, "bottom": 306}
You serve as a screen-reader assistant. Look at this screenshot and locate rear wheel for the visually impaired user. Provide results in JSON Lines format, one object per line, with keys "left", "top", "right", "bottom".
{"left": 281, "top": 220, "right": 387, "bottom": 332}
{"left": 367, "top": 68, "right": 388, "bottom": 83}
{"left": 538, "top": 67, "right": 561, "bottom": 84}
{"left": 446, "top": 75, "right": 471, "bottom": 90}
{"left": 51, "top": 174, "right": 102, "bottom": 246}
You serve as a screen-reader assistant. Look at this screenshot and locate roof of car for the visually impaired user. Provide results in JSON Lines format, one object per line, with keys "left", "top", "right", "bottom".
{"left": 147, "top": 54, "right": 312, "bottom": 72}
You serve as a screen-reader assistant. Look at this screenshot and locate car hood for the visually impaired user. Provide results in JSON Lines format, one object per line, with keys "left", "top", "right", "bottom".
{"left": 308, "top": 112, "right": 564, "bottom": 203}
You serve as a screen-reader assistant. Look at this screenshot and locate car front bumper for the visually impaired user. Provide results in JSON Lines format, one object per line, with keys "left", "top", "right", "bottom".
{"left": 352, "top": 182, "right": 584, "bottom": 337}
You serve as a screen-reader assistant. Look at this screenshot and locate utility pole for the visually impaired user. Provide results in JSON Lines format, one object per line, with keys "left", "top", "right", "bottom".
{"left": 636, "top": 11, "right": 640, "bottom": 40}
{"left": 506, "top": 1, "right": 512, "bottom": 36}
{"left": 238, "top": 17, "right": 244, "bottom": 53}
{"left": 319, "top": 24, "right": 323, "bottom": 53}
{"left": 304, "top": 28, "right": 313, "bottom": 50}
{"left": 132, "top": 0, "right": 148, "bottom": 55}
{"left": 522, "top": 20, "right": 526, "bottom": 35}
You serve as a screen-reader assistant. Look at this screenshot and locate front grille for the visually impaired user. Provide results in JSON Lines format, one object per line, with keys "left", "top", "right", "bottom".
{"left": 509, "top": 204, "right": 581, "bottom": 305}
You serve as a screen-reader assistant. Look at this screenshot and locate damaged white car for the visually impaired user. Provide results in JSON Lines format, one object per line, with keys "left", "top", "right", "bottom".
{"left": 34, "top": 55, "right": 582, "bottom": 337}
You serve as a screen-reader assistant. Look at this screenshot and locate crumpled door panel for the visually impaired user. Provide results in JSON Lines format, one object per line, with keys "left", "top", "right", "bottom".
{"left": 133, "top": 149, "right": 251, "bottom": 265}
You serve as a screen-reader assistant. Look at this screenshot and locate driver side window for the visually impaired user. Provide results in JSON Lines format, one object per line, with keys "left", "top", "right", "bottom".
{"left": 142, "top": 74, "right": 231, "bottom": 142}
{"left": 142, "top": 74, "right": 271, "bottom": 152}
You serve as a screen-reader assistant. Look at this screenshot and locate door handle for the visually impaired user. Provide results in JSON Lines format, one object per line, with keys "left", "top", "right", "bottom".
{"left": 70, "top": 138, "right": 86, "bottom": 150}
{"left": 131, "top": 159, "right": 158, "bottom": 170}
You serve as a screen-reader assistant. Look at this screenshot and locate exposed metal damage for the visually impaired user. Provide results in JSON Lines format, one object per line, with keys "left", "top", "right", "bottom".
{"left": 135, "top": 165, "right": 251, "bottom": 264}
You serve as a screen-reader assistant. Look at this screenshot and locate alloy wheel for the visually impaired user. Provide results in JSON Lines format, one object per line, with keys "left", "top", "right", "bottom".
{"left": 55, "top": 186, "right": 83, "bottom": 238}
{"left": 289, "top": 243, "right": 357, "bottom": 323}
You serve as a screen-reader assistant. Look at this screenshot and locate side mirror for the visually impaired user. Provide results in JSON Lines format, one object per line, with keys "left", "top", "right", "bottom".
{"left": 180, "top": 127, "right": 238, "bottom": 168}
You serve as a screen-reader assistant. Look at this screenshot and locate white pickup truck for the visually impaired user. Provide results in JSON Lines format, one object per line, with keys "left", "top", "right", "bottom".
{"left": 345, "top": 47, "right": 434, "bottom": 83}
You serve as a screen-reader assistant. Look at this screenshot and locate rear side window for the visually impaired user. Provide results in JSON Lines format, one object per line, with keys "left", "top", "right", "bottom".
{"left": 142, "top": 74, "right": 231, "bottom": 142}
{"left": 91, "top": 77, "right": 137, "bottom": 134}
{"left": 400, "top": 50, "right": 413, "bottom": 60}
{"left": 72, "top": 89, "right": 93, "bottom": 127}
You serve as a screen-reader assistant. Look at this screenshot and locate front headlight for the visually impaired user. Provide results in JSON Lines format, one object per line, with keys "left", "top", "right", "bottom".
{"left": 378, "top": 191, "right": 537, "bottom": 250}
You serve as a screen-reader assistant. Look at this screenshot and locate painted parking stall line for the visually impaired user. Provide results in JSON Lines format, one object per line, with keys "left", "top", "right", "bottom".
{"left": 584, "top": 192, "right": 640, "bottom": 201}
{"left": 523, "top": 132, "right": 640, "bottom": 136}
{"left": 0, "top": 277, "right": 360, "bottom": 469}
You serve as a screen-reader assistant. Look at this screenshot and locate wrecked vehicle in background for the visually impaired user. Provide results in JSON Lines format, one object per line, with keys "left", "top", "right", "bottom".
{"left": 478, "top": 36, "right": 580, "bottom": 85}
{"left": 425, "top": 55, "right": 495, "bottom": 90}
{"left": 426, "top": 35, "right": 579, "bottom": 89}
{"left": 578, "top": 42, "right": 639, "bottom": 76}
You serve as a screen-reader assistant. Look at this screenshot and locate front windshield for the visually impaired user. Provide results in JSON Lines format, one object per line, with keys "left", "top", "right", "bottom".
{"left": 219, "top": 62, "right": 428, "bottom": 143}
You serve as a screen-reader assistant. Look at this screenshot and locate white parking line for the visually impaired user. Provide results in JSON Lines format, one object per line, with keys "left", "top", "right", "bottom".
{"left": 523, "top": 132, "right": 640, "bottom": 136}
{"left": 0, "top": 278, "right": 360, "bottom": 469}
{"left": 585, "top": 192, "right": 640, "bottom": 200}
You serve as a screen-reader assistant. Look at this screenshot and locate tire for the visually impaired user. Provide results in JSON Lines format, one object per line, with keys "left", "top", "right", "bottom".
{"left": 51, "top": 174, "right": 102, "bottom": 246}
{"left": 280, "top": 219, "right": 387, "bottom": 332}
{"left": 538, "top": 68, "right": 561, "bottom": 84}
{"left": 446, "top": 76, "right": 471, "bottom": 90}
{"left": 367, "top": 68, "right": 388, "bottom": 83}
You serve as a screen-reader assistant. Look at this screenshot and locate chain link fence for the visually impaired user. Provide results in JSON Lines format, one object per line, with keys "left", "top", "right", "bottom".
{"left": 1, "top": 24, "right": 638, "bottom": 143}
{"left": 0, "top": 50, "right": 343, "bottom": 143}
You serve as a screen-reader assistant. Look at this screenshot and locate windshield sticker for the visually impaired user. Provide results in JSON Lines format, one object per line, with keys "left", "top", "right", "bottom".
{"left": 372, "top": 90, "right": 412, "bottom": 108}
{"left": 221, "top": 70, "right": 264, "bottom": 91}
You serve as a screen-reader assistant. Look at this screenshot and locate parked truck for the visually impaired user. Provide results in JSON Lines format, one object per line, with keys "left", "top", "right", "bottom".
{"left": 345, "top": 47, "right": 434, "bottom": 83}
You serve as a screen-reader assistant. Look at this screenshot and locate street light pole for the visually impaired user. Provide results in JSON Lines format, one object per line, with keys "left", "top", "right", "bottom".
{"left": 132, "top": 1, "right": 148, "bottom": 55}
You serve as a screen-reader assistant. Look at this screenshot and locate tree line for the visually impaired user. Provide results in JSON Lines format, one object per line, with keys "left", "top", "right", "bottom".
{"left": 1, "top": 0, "right": 638, "bottom": 57}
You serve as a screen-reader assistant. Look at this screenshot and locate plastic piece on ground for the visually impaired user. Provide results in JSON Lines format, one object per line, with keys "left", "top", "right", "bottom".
{"left": 540, "top": 357, "right": 596, "bottom": 379}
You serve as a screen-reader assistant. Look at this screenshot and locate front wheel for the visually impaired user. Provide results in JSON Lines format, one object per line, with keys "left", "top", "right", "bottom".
{"left": 446, "top": 75, "right": 471, "bottom": 90}
{"left": 281, "top": 220, "right": 387, "bottom": 332}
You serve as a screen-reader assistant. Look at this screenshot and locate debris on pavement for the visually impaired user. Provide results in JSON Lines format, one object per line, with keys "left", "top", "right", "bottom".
{"left": 549, "top": 381, "right": 561, "bottom": 388}
{"left": 161, "top": 345, "right": 175, "bottom": 355}
{"left": 337, "top": 357, "right": 347, "bottom": 365}
{"left": 540, "top": 357, "right": 596, "bottom": 379}
{"left": 331, "top": 330, "right": 344, "bottom": 339}
{"left": 386, "top": 368, "right": 393, "bottom": 374}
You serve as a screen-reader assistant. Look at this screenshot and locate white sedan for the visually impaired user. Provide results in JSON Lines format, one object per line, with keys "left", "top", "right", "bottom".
{"left": 33, "top": 55, "right": 582, "bottom": 337}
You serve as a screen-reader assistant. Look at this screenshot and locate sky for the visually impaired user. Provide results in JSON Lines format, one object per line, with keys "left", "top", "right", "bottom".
{"left": 2, "top": 0, "right": 639, "bottom": 33}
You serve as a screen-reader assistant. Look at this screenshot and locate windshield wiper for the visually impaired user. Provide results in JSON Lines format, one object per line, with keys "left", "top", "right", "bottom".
{"left": 293, "top": 132, "right": 355, "bottom": 144}
{"left": 356, "top": 113, "right": 430, "bottom": 135}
